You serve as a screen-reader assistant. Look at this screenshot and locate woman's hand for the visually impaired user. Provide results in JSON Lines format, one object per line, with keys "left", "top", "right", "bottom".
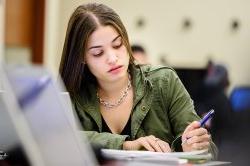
{"left": 182, "top": 121, "right": 211, "bottom": 152}
{"left": 123, "top": 135, "right": 171, "bottom": 152}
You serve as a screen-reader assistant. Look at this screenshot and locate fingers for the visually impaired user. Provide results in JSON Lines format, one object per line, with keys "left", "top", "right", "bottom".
{"left": 146, "top": 136, "right": 162, "bottom": 152}
{"left": 182, "top": 122, "right": 212, "bottom": 152}
{"left": 182, "top": 133, "right": 211, "bottom": 151}
{"left": 183, "top": 121, "right": 200, "bottom": 135}
{"left": 182, "top": 121, "right": 202, "bottom": 144}
{"left": 186, "top": 134, "right": 211, "bottom": 145}
{"left": 137, "top": 137, "right": 155, "bottom": 152}
{"left": 137, "top": 135, "right": 171, "bottom": 152}
{"left": 182, "top": 122, "right": 208, "bottom": 143}
{"left": 147, "top": 136, "right": 171, "bottom": 152}
{"left": 156, "top": 140, "right": 171, "bottom": 152}
{"left": 191, "top": 142, "right": 210, "bottom": 150}
{"left": 185, "top": 127, "right": 208, "bottom": 139}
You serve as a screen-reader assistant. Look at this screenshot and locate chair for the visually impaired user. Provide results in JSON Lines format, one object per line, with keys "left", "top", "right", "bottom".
{"left": 230, "top": 86, "right": 250, "bottom": 112}
{"left": 229, "top": 86, "right": 250, "bottom": 129}
{"left": 219, "top": 86, "right": 250, "bottom": 165}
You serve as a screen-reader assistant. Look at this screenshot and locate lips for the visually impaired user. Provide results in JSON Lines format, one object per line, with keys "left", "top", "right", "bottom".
{"left": 108, "top": 65, "right": 122, "bottom": 72}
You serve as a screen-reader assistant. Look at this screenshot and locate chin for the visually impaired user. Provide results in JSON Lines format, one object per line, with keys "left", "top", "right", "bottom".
{"left": 112, "top": 70, "right": 128, "bottom": 81}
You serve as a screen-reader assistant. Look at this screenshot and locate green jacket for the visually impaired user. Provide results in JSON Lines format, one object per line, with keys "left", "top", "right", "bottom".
{"left": 74, "top": 64, "right": 217, "bottom": 157}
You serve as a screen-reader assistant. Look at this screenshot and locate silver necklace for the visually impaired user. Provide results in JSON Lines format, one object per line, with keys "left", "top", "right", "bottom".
{"left": 97, "top": 77, "right": 132, "bottom": 109}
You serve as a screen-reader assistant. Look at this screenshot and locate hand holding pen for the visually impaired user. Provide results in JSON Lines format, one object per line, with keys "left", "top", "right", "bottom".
{"left": 181, "top": 109, "right": 215, "bottom": 151}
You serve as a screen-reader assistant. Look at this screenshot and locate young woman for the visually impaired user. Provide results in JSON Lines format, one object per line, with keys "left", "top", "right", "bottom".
{"left": 59, "top": 3, "right": 217, "bottom": 157}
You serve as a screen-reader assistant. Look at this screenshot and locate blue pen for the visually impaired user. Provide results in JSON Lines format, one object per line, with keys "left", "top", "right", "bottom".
{"left": 200, "top": 109, "right": 215, "bottom": 127}
{"left": 182, "top": 109, "right": 215, "bottom": 145}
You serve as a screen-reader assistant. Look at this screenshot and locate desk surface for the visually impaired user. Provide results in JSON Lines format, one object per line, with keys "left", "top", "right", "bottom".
{"left": 194, "top": 161, "right": 231, "bottom": 166}
{"left": 101, "top": 160, "right": 231, "bottom": 166}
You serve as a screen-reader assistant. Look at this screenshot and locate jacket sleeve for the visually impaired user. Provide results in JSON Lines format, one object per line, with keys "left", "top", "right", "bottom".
{"left": 73, "top": 100, "right": 129, "bottom": 149}
{"left": 80, "top": 131, "right": 129, "bottom": 149}
{"left": 165, "top": 69, "right": 218, "bottom": 159}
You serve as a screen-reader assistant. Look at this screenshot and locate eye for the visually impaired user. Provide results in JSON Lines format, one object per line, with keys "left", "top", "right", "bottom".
{"left": 91, "top": 50, "right": 103, "bottom": 57}
{"left": 113, "top": 38, "right": 123, "bottom": 49}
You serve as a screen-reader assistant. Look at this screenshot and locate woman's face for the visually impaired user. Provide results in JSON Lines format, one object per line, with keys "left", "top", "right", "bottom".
{"left": 85, "top": 25, "right": 130, "bottom": 83}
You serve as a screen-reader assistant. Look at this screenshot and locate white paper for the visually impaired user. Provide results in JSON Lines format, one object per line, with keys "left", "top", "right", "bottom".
{"left": 101, "top": 149, "right": 212, "bottom": 164}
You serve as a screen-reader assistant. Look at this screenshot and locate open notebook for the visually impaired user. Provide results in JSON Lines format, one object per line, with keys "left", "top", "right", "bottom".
{"left": 0, "top": 65, "right": 97, "bottom": 166}
{"left": 101, "top": 149, "right": 213, "bottom": 164}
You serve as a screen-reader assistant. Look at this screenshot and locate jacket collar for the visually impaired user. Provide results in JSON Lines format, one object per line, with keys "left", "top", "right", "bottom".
{"left": 130, "top": 64, "right": 146, "bottom": 106}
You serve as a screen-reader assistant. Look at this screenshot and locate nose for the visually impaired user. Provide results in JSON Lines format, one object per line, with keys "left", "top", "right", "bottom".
{"left": 107, "top": 51, "right": 118, "bottom": 65}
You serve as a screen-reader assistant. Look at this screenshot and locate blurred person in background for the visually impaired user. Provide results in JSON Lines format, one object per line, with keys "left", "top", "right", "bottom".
{"left": 131, "top": 44, "right": 149, "bottom": 64}
{"left": 196, "top": 61, "right": 232, "bottom": 147}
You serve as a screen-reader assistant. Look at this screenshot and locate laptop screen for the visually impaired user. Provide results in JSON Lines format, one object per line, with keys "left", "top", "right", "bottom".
{"left": 0, "top": 65, "right": 97, "bottom": 166}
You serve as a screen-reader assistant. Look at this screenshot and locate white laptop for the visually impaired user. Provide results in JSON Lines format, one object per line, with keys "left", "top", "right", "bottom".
{"left": 0, "top": 65, "right": 97, "bottom": 166}
{"left": 60, "top": 92, "right": 81, "bottom": 131}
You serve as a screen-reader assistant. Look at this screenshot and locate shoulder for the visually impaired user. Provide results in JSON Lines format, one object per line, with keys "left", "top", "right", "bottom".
{"left": 139, "top": 64, "right": 178, "bottom": 80}
{"left": 130, "top": 63, "right": 181, "bottom": 90}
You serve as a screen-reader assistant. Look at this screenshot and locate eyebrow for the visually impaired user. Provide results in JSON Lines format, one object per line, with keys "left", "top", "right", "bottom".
{"left": 88, "top": 35, "right": 121, "bottom": 50}
{"left": 112, "top": 35, "right": 121, "bottom": 42}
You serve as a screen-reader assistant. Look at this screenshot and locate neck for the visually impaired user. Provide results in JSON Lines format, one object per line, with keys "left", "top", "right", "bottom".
{"left": 98, "top": 73, "right": 129, "bottom": 100}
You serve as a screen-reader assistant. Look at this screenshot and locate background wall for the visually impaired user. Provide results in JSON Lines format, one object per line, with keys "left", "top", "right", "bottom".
{"left": 44, "top": 0, "right": 60, "bottom": 74}
{"left": 0, "top": 0, "right": 5, "bottom": 90}
{"left": 44, "top": 0, "right": 250, "bottom": 93}
{"left": 0, "top": 0, "right": 4, "bottom": 63}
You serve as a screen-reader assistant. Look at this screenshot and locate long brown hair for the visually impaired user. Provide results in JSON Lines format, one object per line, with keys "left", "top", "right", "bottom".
{"left": 59, "top": 3, "right": 134, "bottom": 98}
